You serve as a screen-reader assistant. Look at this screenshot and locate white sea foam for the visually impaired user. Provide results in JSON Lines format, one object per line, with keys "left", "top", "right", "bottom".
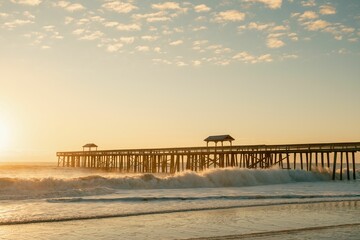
{"left": 0, "top": 167, "right": 338, "bottom": 200}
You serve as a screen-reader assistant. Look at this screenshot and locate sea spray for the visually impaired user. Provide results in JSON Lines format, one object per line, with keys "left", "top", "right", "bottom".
{"left": 0, "top": 167, "right": 333, "bottom": 200}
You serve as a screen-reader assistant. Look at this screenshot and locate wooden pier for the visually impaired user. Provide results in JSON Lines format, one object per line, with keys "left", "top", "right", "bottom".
{"left": 57, "top": 141, "right": 360, "bottom": 180}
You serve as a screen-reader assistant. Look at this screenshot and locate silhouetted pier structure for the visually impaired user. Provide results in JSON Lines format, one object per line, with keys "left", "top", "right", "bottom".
{"left": 57, "top": 138, "right": 360, "bottom": 180}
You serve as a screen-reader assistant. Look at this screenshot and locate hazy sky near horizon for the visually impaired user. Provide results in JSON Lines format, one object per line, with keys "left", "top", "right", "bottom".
{"left": 0, "top": 0, "right": 360, "bottom": 161}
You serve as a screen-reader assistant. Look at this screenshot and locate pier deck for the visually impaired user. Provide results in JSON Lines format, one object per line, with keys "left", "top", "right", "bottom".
{"left": 57, "top": 142, "right": 360, "bottom": 180}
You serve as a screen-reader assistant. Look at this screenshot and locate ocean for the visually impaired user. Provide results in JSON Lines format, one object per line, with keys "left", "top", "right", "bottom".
{"left": 0, "top": 162, "right": 359, "bottom": 239}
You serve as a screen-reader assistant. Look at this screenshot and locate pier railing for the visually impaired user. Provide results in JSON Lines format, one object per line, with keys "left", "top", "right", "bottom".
{"left": 57, "top": 142, "right": 360, "bottom": 180}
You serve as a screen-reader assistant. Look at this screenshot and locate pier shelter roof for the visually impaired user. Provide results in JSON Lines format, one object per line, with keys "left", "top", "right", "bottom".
{"left": 204, "top": 135, "right": 234, "bottom": 147}
{"left": 82, "top": 143, "right": 98, "bottom": 151}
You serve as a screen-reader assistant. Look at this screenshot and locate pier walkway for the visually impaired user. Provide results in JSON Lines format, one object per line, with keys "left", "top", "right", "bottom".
{"left": 57, "top": 142, "right": 360, "bottom": 180}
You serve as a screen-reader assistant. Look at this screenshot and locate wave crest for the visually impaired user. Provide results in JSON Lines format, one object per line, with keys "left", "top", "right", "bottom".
{"left": 0, "top": 167, "right": 333, "bottom": 200}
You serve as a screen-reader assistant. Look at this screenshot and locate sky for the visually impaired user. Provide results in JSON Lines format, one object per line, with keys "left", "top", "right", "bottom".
{"left": 0, "top": 0, "right": 359, "bottom": 162}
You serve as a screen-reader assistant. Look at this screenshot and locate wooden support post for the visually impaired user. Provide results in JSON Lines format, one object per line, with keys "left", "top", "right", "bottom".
{"left": 300, "top": 153, "right": 303, "bottom": 170}
{"left": 340, "top": 152, "right": 343, "bottom": 180}
{"left": 346, "top": 152, "right": 350, "bottom": 181}
{"left": 286, "top": 154, "right": 290, "bottom": 169}
{"left": 332, "top": 152, "right": 337, "bottom": 180}
{"left": 321, "top": 152, "right": 324, "bottom": 168}
{"left": 315, "top": 152, "right": 318, "bottom": 167}
{"left": 352, "top": 152, "right": 356, "bottom": 180}
{"left": 327, "top": 152, "right": 330, "bottom": 168}
{"left": 293, "top": 153, "right": 297, "bottom": 169}
{"left": 278, "top": 153, "right": 282, "bottom": 168}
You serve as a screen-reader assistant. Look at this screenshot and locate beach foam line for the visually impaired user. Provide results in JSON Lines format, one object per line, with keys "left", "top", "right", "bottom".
{"left": 1, "top": 199, "right": 359, "bottom": 226}
{"left": 186, "top": 222, "right": 360, "bottom": 240}
{"left": 47, "top": 193, "right": 360, "bottom": 203}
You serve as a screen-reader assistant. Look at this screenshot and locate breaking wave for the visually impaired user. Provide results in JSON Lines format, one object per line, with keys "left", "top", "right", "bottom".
{"left": 0, "top": 167, "right": 336, "bottom": 200}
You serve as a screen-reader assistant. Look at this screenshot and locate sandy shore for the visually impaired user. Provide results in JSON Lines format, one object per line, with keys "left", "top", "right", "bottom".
{"left": 0, "top": 200, "right": 358, "bottom": 240}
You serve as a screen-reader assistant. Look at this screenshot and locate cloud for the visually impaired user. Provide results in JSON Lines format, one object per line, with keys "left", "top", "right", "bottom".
{"left": 288, "top": 33, "right": 298, "bottom": 41}
{"left": 66, "top": 3, "right": 84, "bottom": 12}
{"left": 132, "top": 11, "right": 171, "bottom": 22}
{"left": 176, "top": 61, "right": 188, "bottom": 67}
{"left": 319, "top": 5, "right": 336, "bottom": 15}
{"left": 299, "top": 11, "right": 318, "bottom": 20}
{"left": 11, "top": 0, "right": 41, "bottom": 6}
{"left": 233, "top": 51, "right": 273, "bottom": 63}
{"left": 169, "top": 40, "right": 183, "bottom": 46}
{"left": 193, "top": 26, "right": 207, "bottom": 31}
{"left": 54, "top": 1, "right": 85, "bottom": 12}
{"left": 281, "top": 54, "right": 298, "bottom": 59}
{"left": 64, "top": 16, "right": 74, "bottom": 24}
{"left": 192, "top": 60, "right": 202, "bottom": 66}
{"left": 79, "top": 31, "right": 104, "bottom": 40}
{"left": 136, "top": 45, "right": 150, "bottom": 52}
{"left": 152, "top": 2, "right": 181, "bottom": 10}
{"left": 301, "top": 0, "right": 316, "bottom": 7}
{"left": 106, "top": 43, "right": 123, "bottom": 52}
{"left": 245, "top": 0, "right": 282, "bottom": 9}
{"left": 102, "top": 1, "right": 137, "bottom": 13}
{"left": 215, "top": 10, "right": 245, "bottom": 22}
{"left": 141, "top": 35, "right": 158, "bottom": 41}
{"left": 0, "top": 13, "right": 10, "bottom": 18}
{"left": 341, "top": 27, "right": 355, "bottom": 33}
{"left": 72, "top": 28, "right": 85, "bottom": 35}
{"left": 147, "top": 16, "right": 171, "bottom": 22}
{"left": 117, "top": 23, "right": 141, "bottom": 31}
{"left": 247, "top": 22, "right": 272, "bottom": 31}
{"left": 120, "top": 37, "right": 135, "bottom": 44}
{"left": 194, "top": 4, "right": 211, "bottom": 13}
{"left": 271, "top": 25, "right": 287, "bottom": 31}
{"left": 348, "top": 38, "right": 358, "bottom": 42}
{"left": 267, "top": 38, "right": 285, "bottom": 48}
{"left": 42, "top": 25, "right": 63, "bottom": 39}
{"left": 305, "top": 20, "right": 330, "bottom": 31}
{"left": 3, "top": 19, "right": 33, "bottom": 29}
{"left": 103, "top": 21, "right": 119, "bottom": 27}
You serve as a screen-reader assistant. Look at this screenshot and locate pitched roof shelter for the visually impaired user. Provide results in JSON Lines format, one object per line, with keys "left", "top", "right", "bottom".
{"left": 204, "top": 135, "right": 235, "bottom": 147}
{"left": 82, "top": 143, "right": 98, "bottom": 151}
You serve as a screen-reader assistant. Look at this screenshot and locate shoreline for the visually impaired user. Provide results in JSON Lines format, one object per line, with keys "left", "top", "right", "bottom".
{"left": 1, "top": 200, "right": 359, "bottom": 240}
{"left": 1, "top": 199, "right": 359, "bottom": 226}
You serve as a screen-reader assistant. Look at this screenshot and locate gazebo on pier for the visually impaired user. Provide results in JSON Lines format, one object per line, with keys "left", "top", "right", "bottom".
{"left": 82, "top": 143, "right": 98, "bottom": 151}
{"left": 204, "top": 135, "right": 235, "bottom": 147}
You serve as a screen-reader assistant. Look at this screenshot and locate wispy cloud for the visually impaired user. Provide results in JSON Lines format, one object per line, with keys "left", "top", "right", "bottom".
{"left": 102, "top": 1, "right": 137, "bottom": 13}
{"left": 132, "top": 12, "right": 171, "bottom": 23}
{"left": 319, "top": 5, "right": 336, "bottom": 15}
{"left": 169, "top": 40, "right": 183, "bottom": 46}
{"left": 305, "top": 20, "right": 330, "bottom": 31}
{"left": 11, "top": 0, "right": 41, "bottom": 6}
{"left": 136, "top": 45, "right": 150, "bottom": 52}
{"left": 267, "top": 37, "right": 285, "bottom": 48}
{"left": 117, "top": 23, "right": 141, "bottom": 31}
{"left": 215, "top": 10, "right": 246, "bottom": 22}
{"left": 194, "top": 4, "right": 211, "bottom": 13}
{"left": 120, "top": 37, "right": 135, "bottom": 44}
{"left": 79, "top": 31, "right": 104, "bottom": 41}
{"left": 301, "top": 0, "right": 316, "bottom": 7}
{"left": 152, "top": 2, "right": 181, "bottom": 10}
{"left": 3, "top": 19, "right": 33, "bottom": 30}
{"left": 233, "top": 51, "right": 273, "bottom": 63}
{"left": 245, "top": 0, "right": 282, "bottom": 9}
{"left": 141, "top": 35, "right": 158, "bottom": 41}
{"left": 299, "top": 11, "right": 318, "bottom": 20}
{"left": 54, "top": 1, "right": 85, "bottom": 12}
